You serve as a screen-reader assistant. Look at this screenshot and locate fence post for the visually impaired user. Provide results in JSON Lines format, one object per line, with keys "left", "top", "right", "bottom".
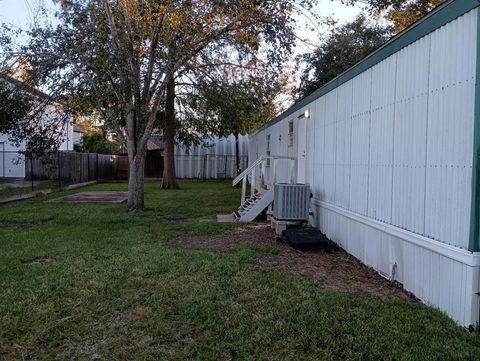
{"left": 1, "top": 143, "right": 5, "bottom": 178}
{"left": 203, "top": 155, "right": 207, "bottom": 181}
{"left": 79, "top": 153, "right": 82, "bottom": 184}
{"left": 96, "top": 153, "right": 99, "bottom": 181}
{"left": 30, "top": 155, "right": 34, "bottom": 191}
{"left": 57, "top": 151, "right": 61, "bottom": 189}
{"left": 224, "top": 155, "right": 228, "bottom": 179}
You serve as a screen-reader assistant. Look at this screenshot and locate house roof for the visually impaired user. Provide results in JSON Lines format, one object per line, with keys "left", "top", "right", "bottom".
{"left": 253, "top": 0, "right": 478, "bottom": 135}
{"left": 0, "top": 72, "right": 52, "bottom": 101}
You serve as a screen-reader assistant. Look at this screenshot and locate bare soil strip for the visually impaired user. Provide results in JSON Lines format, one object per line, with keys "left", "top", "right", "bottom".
{"left": 172, "top": 224, "right": 417, "bottom": 301}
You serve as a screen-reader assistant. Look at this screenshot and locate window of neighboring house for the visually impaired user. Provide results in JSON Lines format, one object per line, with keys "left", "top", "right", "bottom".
{"left": 266, "top": 134, "right": 271, "bottom": 167}
{"left": 288, "top": 120, "right": 294, "bottom": 147}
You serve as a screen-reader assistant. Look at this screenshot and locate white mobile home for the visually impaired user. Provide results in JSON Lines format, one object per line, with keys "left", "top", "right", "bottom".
{"left": 246, "top": 0, "right": 480, "bottom": 326}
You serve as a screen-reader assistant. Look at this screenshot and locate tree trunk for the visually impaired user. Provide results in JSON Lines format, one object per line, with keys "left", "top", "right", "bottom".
{"left": 161, "top": 76, "right": 178, "bottom": 189}
{"left": 127, "top": 151, "right": 146, "bottom": 211}
{"left": 125, "top": 106, "right": 148, "bottom": 212}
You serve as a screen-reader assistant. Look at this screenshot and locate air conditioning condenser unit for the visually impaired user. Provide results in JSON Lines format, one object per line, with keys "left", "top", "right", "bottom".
{"left": 273, "top": 183, "right": 310, "bottom": 221}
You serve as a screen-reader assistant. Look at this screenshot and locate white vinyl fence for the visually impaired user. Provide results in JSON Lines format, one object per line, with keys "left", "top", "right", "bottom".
{"left": 175, "top": 135, "right": 248, "bottom": 179}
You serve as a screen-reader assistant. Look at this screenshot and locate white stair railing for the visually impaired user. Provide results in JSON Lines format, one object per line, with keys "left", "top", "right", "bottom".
{"left": 233, "top": 155, "right": 296, "bottom": 205}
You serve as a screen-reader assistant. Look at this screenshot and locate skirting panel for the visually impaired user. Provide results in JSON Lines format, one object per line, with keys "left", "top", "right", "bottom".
{"left": 311, "top": 199, "right": 480, "bottom": 327}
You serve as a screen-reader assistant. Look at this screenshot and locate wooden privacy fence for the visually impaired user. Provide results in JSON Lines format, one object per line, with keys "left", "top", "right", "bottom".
{"left": 26, "top": 151, "right": 164, "bottom": 184}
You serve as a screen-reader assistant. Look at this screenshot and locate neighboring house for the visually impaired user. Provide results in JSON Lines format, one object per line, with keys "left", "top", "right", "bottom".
{"left": 0, "top": 74, "right": 73, "bottom": 178}
{"left": 246, "top": 0, "right": 480, "bottom": 327}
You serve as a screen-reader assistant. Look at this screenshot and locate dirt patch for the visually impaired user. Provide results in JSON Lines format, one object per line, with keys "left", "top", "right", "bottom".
{"left": 173, "top": 224, "right": 416, "bottom": 302}
{"left": 130, "top": 306, "right": 153, "bottom": 321}
{"left": 24, "top": 257, "right": 55, "bottom": 265}
{"left": 257, "top": 245, "right": 417, "bottom": 301}
{"left": 172, "top": 224, "right": 276, "bottom": 251}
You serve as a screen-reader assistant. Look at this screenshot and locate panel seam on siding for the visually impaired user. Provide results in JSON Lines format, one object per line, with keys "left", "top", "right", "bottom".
{"left": 323, "top": 99, "right": 326, "bottom": 198}
{"left": 469, "top": 8, "right": 480, "bottom": 252}
{"left": 390, "top": 54, "right": 399, "bottom": 224}
{"left": 348, "top": 82, "right": 354, "bottom": 211}
{"left": 423, "top": 35, "right": 433, "bottom": 237}
{"left": 334, "top": 90, "right": 338, "bottom": 203}
{"left": 366, "top": 70, "right": 373, "bottom": 216}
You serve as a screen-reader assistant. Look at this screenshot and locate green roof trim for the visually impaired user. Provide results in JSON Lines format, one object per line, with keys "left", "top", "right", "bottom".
{"left": 254, "top": 0, "right": 480, "bottom": 135}
{"left": 469, "top": 7, "right": 480, "bottom": 252}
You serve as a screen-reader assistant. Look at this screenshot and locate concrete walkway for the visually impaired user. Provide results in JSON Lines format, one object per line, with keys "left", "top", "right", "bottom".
{"left": 48, "top": 191, "right": 128, "bottom": 203}
{"left": 0, "top": 178, "right": 47, "bottom": 190}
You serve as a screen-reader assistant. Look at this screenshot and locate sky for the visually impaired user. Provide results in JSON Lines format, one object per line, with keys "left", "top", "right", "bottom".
{"left": 0, "top": 0, "right": 364, "bottom": 56}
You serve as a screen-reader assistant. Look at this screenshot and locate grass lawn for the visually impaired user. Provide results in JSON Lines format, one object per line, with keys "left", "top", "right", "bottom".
{"left": 1, "top": 180, "right": 480, "bottom": 360}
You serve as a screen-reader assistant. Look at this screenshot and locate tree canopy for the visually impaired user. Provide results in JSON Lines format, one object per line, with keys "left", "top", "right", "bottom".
{"left": 79, "top": 129, "right": 122, "bottom": 155}
{"left": 187, "top": 75, "right": 281, "bottom": 137}
{"left": 295, "top": 14, "right": 392, "bottom": 100}
{"left": 344, "top": 0, "right": 445, "bottom": 33}
{"left": 0, "top": 76, "right": 32, "bottom": 136}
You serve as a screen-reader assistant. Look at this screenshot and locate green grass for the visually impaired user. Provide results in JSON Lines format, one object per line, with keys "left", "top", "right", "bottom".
{"left": 1, "top": 180, "right": 480, "bottom": 360}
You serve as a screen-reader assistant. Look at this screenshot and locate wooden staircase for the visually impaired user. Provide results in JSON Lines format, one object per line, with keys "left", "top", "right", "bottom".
{"left": 233, "top": 190, "right": 274, "bottom": 222}
{"left": 232, "top": 155, "right": 296, "bottom": 222}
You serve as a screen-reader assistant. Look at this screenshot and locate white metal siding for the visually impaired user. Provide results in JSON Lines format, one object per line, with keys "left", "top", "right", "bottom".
{"left": 424, "top": 11, "right": 477, "bottom": 248}
{"left": 335, "top": 82, "right": 353, "bottom": 209}
{"left": 392, "top": 35, "right": 431, "bottom": 237}
{"left": 350, "top": 70, "right": 371, "bottom": 216}
{"left": 313, "top": 97, "right": 326, "bottom": 200}
{"left": 324, "top": 91, "right": 337, "bottom": 204}
{"left": 368, "top": 55, "right": 396, "bottom": 223}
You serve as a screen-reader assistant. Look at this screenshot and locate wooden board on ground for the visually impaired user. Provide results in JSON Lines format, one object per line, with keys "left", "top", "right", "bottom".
{"left": 48, "top": 191, "right": 128, "bottom": 203}
{"left": 216, "top": 213, "right": 236, "bottom": 223}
